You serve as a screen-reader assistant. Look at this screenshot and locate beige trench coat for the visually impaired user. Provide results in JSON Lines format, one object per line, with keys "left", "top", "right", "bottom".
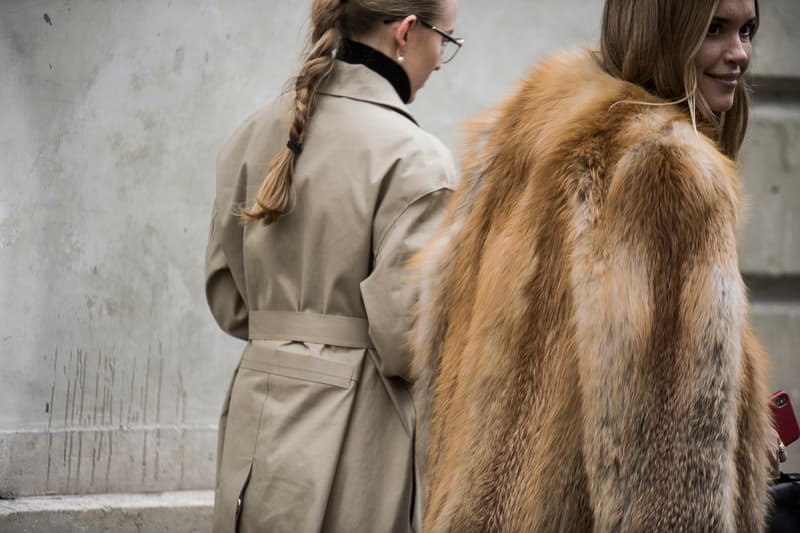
{"left": 205, "top": 60, "right": 456, "bottom": 533}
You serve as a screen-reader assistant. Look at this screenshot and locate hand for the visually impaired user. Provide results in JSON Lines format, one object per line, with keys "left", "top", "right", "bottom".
{"left": 768, "top": 426, "right": 787, "bottom": 483}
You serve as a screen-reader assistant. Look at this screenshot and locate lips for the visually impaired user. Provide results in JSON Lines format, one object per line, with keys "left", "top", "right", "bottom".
{"left": 706, "top": 72, "right": 740, "bottom": 88}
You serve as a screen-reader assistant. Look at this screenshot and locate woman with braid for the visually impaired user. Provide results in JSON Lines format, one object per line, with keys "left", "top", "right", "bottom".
{"left": 205, "top": 0, "right": 460, "bottom": 530}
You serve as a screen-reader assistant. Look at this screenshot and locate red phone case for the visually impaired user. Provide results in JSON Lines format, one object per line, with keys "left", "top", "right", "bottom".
{"left": 770, "top": 390, "right": 800, "bottom": 446}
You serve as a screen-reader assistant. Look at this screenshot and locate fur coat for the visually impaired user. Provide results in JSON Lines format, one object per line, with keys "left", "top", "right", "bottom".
{"left": 410, "top": 49, "right": 771, "bottom": 532}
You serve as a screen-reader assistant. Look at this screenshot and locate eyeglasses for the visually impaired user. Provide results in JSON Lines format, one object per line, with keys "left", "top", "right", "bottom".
{"left": 383, "top": 17, "right": 464, "bottom": 63}
{"left": 418, "top": 19, "right": 464, "bottom": 63}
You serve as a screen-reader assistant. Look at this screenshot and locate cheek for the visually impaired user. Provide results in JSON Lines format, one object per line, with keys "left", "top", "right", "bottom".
{"left": 694, "top": 44, "right": 716, "bottom": 73}
{"left": 428, "top": 41, "right": 440, "bottom": 66}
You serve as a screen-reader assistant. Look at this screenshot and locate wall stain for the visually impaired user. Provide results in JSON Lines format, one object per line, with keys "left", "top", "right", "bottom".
{"left": 106, "top": 352, "right": 116, "bottom": 490}
{"left": 39, "top": 343, "right": 191, "bottom": 494}
{"left": 155, "top": 342, "right": 164, "bottom": 481}
{"left": 62, "top": 350, "right": 71, "bottom": 465}
{"left": 66, "top": 430, "right": 73, "bottom": 491}
{"left": 173, "top": 47, "right": 185, "bottom": 75}
{"left": 45, "top": 348, "right": 58, "bottom": 490}
{"left": 91, "top": 447, "right": 97, "bottom": 488}
{"left": 142, "top": 352, "right": 151, "bottom": 483}
{"left": 90, "top": 350, "right": 102, "bottom": 486}
{"left": 178, "top": 358, "right": 186, "bottom": 484}
{"left": 75, "top": 348, "right": 88, "bottom": 490}
{"left": 97, "top": 356, "right": 109, "bottom": 488}
{"left": 43, "top": 13, "right": 53, "bottom": 26}
{"left": 105, "top": 433, "right": 113, "bottom": 491}
{"left": 127, "top": 356, "right": 137, "bottom": 424}
{"left": 92, "top": 351, "right": 101, "bottom": 424}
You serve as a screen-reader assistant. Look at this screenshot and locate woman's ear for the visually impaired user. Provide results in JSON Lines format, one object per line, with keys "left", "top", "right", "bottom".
{"left": 392, "top": 14, "right": 417, "bottom": 53}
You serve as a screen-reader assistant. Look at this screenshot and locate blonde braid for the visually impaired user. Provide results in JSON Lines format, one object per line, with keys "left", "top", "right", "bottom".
{"left": 242, "top": 0, "right": 344, "bottom": 224}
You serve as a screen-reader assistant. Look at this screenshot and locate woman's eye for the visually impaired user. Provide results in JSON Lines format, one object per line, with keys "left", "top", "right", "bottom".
{"left": 707, "top": 23, "right": 721, "bottom": 36}
{"left": 740, "top": 23, "right": 755, "bottom": 39}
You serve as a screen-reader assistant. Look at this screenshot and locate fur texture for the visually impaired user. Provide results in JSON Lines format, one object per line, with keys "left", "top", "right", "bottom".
{"left": 411, "top": 49, "right": 771, "bottom": 532}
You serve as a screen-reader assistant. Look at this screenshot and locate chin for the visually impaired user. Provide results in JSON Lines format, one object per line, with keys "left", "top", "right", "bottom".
{"left": 704, "top": 90, "right": 736, "bottom": 114}
{"left": 710, "top": 98, "right": 735, "bottom": 114}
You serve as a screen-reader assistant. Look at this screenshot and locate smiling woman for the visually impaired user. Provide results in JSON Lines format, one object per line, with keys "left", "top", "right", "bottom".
{"left": 410, "top": 0, "right": 772, "bottom": 531}
{"left": 600, "top": 0, "right": 760, "bottom": 158}
{"left": 695, "top": 0, "right": 758, "bottom": 114}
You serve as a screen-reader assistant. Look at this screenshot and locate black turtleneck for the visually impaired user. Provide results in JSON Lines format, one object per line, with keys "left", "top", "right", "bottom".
{"left": 337, "top": 39, "right": 412, "bottom": 104}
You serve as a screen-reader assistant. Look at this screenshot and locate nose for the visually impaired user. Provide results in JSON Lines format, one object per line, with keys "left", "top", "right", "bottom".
{"left": 724, "top": 35, "right": 750, "bottom": 69}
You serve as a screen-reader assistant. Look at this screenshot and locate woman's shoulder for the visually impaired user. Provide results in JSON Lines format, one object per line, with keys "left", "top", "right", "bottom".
{"left": 512, "top": 47, "right": 735, "bottom": 187}
{"left": 315, "top": 91, "right": 457, "bottom": 186}
{"left": 397, "top": 129, "right": 458, "bottom": 192}
{"left": 609, "top": 101, "right": 737, "bottom": 201}
{"left": 465, "top": 47, "right": 740, "bottom": 230}
{"left": 582, "top": 98, "right": 741, "bottom": 233}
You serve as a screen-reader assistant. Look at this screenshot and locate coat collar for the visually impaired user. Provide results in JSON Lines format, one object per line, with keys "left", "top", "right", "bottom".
{"left": 319, "top": 58, "right": 417, "bottom": 126}
{"left": 338, "top": 39, "right": 412, "bottom": 104}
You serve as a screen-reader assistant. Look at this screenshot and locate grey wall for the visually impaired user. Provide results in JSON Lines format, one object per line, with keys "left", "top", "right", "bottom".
{"left": 1, "top": 0, "right": 798, "bottom": 498}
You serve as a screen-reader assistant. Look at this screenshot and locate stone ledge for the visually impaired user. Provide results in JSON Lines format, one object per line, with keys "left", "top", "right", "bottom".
{"left": 739, "top": 103, "right": 800, "bottom": 275}
{"left": 0, "top": 490, "right": 213, "bottom": 533}
{"left": 749, "top": 0, "right": 800, "bottom": 78}
{"left": 0, "top": 426, "right": 216, "bottom": 498}
{"left": 751, "top": 301, "right": 800, "bottom": 474}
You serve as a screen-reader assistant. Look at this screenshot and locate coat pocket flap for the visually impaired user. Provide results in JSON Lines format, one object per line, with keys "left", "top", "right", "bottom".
{"left": 241, "top": 346, "right": 362, "bottom": 389}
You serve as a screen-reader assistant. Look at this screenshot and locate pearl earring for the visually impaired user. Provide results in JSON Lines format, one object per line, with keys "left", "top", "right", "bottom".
{"left": 397, "top": 54, "right": 404, "bottom": 63}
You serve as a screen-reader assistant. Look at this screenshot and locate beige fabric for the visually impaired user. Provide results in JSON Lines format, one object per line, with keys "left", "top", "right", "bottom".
{"left": 249, "top": 310, "right": 373, "bottom": 349}
{"left": 205, "top": 60, "right": 456, "bottom": 533}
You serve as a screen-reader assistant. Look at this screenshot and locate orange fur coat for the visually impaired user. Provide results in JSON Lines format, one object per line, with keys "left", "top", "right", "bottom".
{"left": 411, "top": 49, "right": 771, "bottom": 532}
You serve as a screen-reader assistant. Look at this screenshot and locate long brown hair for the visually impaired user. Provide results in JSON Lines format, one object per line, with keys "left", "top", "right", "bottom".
{"left": 242, "top": 0, "right": 445, "bottom": 224}
{"left": 600, "top": 0, "right": 759, "bottom": 159}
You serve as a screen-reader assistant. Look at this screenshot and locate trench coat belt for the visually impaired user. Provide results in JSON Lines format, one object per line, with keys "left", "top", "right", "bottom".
{"left": 248, "top": 310, "right": 374, "bottom": 349}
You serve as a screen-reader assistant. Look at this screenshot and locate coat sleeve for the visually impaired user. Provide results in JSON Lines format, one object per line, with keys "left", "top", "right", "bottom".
{"left": 360, "top": 187, "right": 453, "bottom": 382}
{"left": 572, "top": 141, "right": 769, "bottom": 531}
{"left": 205, "top": 200, "right": 249, "bottom": 340}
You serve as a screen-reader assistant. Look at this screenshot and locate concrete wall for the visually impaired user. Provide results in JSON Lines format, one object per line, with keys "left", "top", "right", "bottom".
{"left": 1, "top": 0, "right": 798, "bottom": 507}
